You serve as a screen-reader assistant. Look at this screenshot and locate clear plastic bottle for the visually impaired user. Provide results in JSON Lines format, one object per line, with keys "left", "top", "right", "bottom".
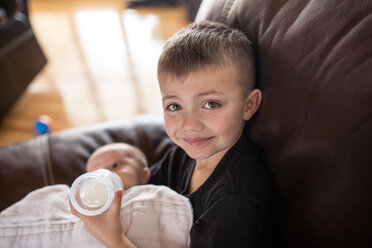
{"left": 70, "top": 169, "right": 123, "bottom": 216}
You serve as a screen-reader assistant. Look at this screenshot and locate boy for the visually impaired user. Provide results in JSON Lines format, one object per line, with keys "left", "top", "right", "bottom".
{"left": 75, "top": 21, "right": 277, "bottom": 247}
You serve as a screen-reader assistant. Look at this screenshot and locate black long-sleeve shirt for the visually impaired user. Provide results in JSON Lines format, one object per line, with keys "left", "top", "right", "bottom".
{"left": 150, "top": 130, "right": 278, "bottom": 247}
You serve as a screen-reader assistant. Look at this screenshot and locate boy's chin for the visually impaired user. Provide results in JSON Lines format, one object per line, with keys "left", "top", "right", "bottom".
{"left": 184, "top": 148, "right": 228, "bottom": 163}
{"left": 181, "top": 147, "right": 210, "bottom": 160}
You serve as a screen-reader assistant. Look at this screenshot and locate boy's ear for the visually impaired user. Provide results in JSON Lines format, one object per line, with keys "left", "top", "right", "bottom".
{"left": 243, "top": 88, "right": 262, "bottom": 120}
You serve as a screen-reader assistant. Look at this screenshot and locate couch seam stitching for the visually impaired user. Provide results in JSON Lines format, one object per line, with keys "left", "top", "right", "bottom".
{"left": 221, "top": 0, "right": 236, "bottom": 24}
{"left": 45, "top": 134, "right": 55, "bottom": 185}
{"left": 39, "top": 135, "right": 48, "bottom": 186}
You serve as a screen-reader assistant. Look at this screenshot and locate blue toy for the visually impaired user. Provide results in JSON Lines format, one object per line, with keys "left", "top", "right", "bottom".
{"left": 34, "top": 115, "right": 53, "bottom": 135}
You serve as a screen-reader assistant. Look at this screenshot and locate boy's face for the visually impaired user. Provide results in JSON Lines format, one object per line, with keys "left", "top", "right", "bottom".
{"left": 159, "top": 65, "right": 259, "bottom": 163}
{"left": 86, "top": 146, "right": 149, "bottom": 190}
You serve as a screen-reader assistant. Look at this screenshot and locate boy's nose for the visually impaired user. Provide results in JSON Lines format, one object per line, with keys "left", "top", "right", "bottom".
{"left": 181, "top": 112, "right": 204, "bottom": 133}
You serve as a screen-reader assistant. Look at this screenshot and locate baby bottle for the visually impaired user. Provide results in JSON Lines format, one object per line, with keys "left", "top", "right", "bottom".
{"left": 70, "top": 169, "right": 123, "bottom": 216}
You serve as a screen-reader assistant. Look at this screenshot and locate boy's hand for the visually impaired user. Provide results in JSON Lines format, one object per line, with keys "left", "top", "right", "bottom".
{"left": 70, "top": 189, "right": 136, "bottom": 248}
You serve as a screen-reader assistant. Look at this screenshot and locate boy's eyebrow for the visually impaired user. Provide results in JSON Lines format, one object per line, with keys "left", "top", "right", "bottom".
{"left": 162, "top": 95, "right": 177, "bottom": 101}
{"left": 162, "top": 90, "right": 223, "bottom": 101}
{"left": 197, "top": 90, "right": 223, "bottom": 97}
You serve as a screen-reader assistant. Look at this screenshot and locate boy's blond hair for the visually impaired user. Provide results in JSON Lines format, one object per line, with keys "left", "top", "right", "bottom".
{"left": 157, "top": 21, "right": 255, "bottom": 94}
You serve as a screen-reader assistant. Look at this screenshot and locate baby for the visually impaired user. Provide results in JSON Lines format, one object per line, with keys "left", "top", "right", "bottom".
{"left": 0, "top": 143, "right": 193, "bottom": 248}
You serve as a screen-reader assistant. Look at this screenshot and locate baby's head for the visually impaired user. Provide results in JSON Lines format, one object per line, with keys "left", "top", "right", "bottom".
{"left": 86, "top": 143, "right": 150, "bottom": 190}
{"left": 158, "top": 21, "right": 256, "bottom": 96}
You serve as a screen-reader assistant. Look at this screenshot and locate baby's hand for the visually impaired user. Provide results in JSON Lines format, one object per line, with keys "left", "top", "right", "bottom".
{"left": 70, "top": 190, "right": 135, "bottom": 248}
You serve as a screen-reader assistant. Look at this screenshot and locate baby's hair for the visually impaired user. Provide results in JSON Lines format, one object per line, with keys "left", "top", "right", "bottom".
{"left": 90, "top": 143, "right": 148, "bottom": 169}
{"left": 158, "top": 21, "right": 255, "bottom": 94}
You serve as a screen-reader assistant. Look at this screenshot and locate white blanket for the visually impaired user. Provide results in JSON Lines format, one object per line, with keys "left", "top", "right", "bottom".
{"left": 0, "top": 184, "right": 192, "bottom": 248}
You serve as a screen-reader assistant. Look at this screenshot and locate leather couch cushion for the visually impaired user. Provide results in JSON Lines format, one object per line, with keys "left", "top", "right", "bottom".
{"left": 0, "top": 115, "right": 174, "bottom": 211}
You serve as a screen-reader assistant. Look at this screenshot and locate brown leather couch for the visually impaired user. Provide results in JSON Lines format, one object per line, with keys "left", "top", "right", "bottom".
{"left": 0, "top": 0, "right": 371, "bottom": 247}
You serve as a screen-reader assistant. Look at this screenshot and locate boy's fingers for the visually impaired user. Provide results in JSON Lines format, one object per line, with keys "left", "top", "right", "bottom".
{"left": 116, "top": 189, "right": 123, "bottom": 202}
{"left": 112, "top": 189, "right": 123, "bottom": 210}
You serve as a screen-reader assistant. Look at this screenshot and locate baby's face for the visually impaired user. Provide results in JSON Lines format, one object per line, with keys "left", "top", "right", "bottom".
{"left": 86, "top": 146, "right": 149, "bottom": 190}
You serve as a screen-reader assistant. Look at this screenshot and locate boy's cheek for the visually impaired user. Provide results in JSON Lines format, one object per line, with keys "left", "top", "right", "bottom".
{"left": 164, "top": 118, "right": 177, "bottom": 137}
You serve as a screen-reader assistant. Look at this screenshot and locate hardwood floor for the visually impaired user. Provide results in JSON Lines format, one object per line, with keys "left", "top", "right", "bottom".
{"left": 0, "top": 0, "right": 189, "bottom": 147}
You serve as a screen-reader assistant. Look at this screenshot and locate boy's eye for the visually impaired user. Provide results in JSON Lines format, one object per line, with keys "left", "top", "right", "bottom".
{"left": 203, "top": 101, "right": 221, "bottom": 109}
{"left": 166, "top": 104, "right": 182, "bottom": 111}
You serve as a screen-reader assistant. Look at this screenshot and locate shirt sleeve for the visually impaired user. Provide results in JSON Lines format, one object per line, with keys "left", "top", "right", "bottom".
{"left": 149, "top": 146, "right": 174, "bottom": 186}
{"left": 149, "top": 145, "right": 192, "bottom": 193}
{"left": 190, "top": 195, "right": 266, "bottom": 248}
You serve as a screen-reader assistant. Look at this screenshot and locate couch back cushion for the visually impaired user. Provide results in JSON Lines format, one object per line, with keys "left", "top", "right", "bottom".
{"left": 197, "top": 0, "right": 372, "bottom": 247}
{"left": 0, "top": 115, "right": 174, "bottom": 211}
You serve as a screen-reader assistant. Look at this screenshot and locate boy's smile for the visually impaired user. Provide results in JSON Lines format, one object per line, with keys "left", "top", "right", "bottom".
{"left": 159, "top": 65, "right": 255, "bottom": 165}
{"left": 182, "top": 136, "right": 214, "bottom": 147}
